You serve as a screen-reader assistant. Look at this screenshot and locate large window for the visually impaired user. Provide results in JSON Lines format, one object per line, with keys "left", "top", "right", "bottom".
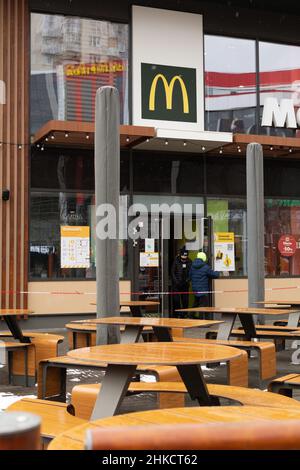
{"left": 30, "top": 191, "right": 129, "bottom": 280}
{"left": 30, "top": 149, "right": 129, "bottom": 280}
{"left": 208, "top": 198, "right": 247, "bottom": 277}
{"left": 31, "top": 13, "right": 129, "bottom": 134}
{"left": 265, "top": 199, "right": 300, "bottom": 276}
{"left": 259, "top": 42, "right": 300, "bottom": 138}
{"left": 205, "top": 36, "right": 257, "bottom": 134}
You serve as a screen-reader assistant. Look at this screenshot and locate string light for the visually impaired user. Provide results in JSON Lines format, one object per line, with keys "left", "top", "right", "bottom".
{"left": 86, "top": 133, "right": 90, "bottom": 140}
{"left": 183, "top": 140, "right": 187, "bottom": 147}
{"left": 289, "top": 148, "right": 293, "bottom": 153}
{"left": 219, "top": 148, "right": 223, "bottom": 154}
{"left": 126, "top": 136, "right": 130, "bottom": 143}
{"left": 0, "top": 141, "right": 31, "bottom": 148}
{"left": 270, "top": 146, "right": 273, "bottom": 151}
{"left": 201, "top": 146, "right": 206, "bottom": 151}
{"left": 65, "top": 132, "right": 69, "bottom": 138}
{"left": 165, "top": 139, "right": 169, "bottom": 145}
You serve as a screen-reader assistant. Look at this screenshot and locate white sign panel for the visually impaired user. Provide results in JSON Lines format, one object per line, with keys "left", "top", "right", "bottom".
{"left": 214, "top": 232, "right": 235, "bottom": 272}
{"left": 140, "top": 252, "right": 159, "bottom": 268}
{"left": 61, "top": 226, "right": 90, "bottom": 269}
{"left": 145, "top": 238, "right": 155, "bottom": 253}
{"left": 132, "top": 6, "right": 204, "bottom": 131}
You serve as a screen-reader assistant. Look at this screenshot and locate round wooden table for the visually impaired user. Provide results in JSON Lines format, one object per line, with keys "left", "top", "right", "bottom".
{"left": 68, "top": 342, "right": 242, "bottom": 420}
{"left": 48, "top": 405, "right": 300, "bottom": 450}
{"left": 84, "top": 317, "right": 223, "bottom": 343}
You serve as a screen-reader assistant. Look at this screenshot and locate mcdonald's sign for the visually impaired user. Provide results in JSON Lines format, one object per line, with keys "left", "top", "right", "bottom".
{"left": 141, "top": 63, "right": 197, "bottom": 122}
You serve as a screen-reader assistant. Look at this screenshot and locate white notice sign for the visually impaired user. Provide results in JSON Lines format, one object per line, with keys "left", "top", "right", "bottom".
{"left": 61, "top": 226, "right": 90, "bottom": 269}
{"left": 140, "top": 252, "right": 159, "bottom": 268}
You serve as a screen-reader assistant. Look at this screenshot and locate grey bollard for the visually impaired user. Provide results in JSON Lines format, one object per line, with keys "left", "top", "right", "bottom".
{"left": 0, "top": 411, "right": 41, "bottom": 450}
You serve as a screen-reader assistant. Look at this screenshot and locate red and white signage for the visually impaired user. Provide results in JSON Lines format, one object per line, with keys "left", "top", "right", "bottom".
{"left": 278, "top": 235, "right": 297, "bottom": 257}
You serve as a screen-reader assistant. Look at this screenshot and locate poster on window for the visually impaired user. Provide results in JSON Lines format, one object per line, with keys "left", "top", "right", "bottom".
{"left": 214, "top": 232, "right": 235, "bottom": 272}
{"left": 61, "top": 226, "right": 90, "bottom": 268}
{"left": 140, "top": 252, "right": 159, "bottom": 268}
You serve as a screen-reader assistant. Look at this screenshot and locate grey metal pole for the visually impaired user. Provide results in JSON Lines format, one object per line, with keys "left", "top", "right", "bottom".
{"left": 246, "top": 143, "right": 265, "bottom": 324}
{"left": 95, "top": 87, "right": 120, "bottom": 344}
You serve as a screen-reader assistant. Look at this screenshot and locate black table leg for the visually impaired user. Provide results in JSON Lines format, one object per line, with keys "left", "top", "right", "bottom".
{"left": 4, "top": 316, "right": 30, "bottom": 343}
{"left": 130, "top": 306, "right": 142, "bottom": 317}
{"left": 238, "top": 314, "right": 256, "bottom": 340}
{"left": 176, "top": 364, "right": 216, "bottom": 406}
{"left": 152, "top": 326, "right": 172, "bottom": 342}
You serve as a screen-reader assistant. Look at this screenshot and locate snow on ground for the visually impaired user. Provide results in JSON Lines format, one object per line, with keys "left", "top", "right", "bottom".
{"left": 0, "top": 393, "right": 36, "bottom": 411}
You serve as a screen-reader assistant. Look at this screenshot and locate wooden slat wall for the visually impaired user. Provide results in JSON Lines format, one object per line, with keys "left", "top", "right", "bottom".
{"left": 0, "top": 0, "right": 29, "bottom": 308}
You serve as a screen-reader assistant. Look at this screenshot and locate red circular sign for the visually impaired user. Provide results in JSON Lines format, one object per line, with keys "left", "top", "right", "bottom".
{"left": 278, "top": 235, "right": 297, "bottom": 257}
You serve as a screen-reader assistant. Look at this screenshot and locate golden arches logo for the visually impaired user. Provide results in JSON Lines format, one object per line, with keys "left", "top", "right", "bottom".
{"left": 149, "top": 74, "right": 189, "bottom": 114}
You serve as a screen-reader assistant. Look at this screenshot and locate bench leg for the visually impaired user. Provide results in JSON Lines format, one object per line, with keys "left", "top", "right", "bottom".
{"left": 268, "top": 382, "right": 293, "bottom": 397}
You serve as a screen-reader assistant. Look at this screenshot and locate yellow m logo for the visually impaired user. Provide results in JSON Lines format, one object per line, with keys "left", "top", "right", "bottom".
{"left": 149, "top": 74, "right": 189, "bottom": 114}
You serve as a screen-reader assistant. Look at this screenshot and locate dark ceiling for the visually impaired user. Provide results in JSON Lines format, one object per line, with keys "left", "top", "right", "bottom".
{"left": 202, "top": 0, "right": 300, "bottom": 16}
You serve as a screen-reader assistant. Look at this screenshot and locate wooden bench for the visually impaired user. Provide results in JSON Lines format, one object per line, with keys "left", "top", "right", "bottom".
{"left": 85, "top": 419, "right": 300, "bottom": 450}
{"left": 7, "top": 398, "right": 85, "bottom": 448}
{"left": 207, "top": 328, "right": 300, "bottom": 351}
{"left": 0, "top": 332, "right": 64, "bottom": 386}
{"left": 66, "top": 323, "right": 154, "bottom": 350}
{"left": 8, "top": 383, "right": 300, "bottom": 445}
{"left": 268, "top": 374, "right": 300, "bottom": 397}
{"left": 71, "top": 381, "right": 300, "bottom": 419}
{"left": 188, "top": 336, "right": 276, "bottom": 383}
{"left": 0, "top": 342, "right": 30, "bottom": 386}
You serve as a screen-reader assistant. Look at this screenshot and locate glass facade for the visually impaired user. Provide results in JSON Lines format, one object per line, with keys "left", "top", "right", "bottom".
{"left": 30, "top": 13, "right": 129, "bottom": 134}
{"left": 205, "top": 36, "right": 257, "bottom": 134}
{"left": 205, "top": 36, "right": 300, "bottom": 137}
{"left": 265, "top": 199, "right": 300, "bottom": 276}
{"left": 259, "top": 41, "right": 300, "bottom": 138}
{"left": 30, "top": 149, "right": 130, "bottom": 280}
{"left": 29, "top": 12, "right": 300, "bottom": 282}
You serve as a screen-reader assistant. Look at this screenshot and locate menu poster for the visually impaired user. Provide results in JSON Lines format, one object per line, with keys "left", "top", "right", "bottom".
{"left": 140, "top": 252, "right": 159, "bottom": 268}
{"left": 61, "top": 226, "right": 90, "bottom": 269}
{"left": 214, "top": 232, "right": 235, "bottom": 272}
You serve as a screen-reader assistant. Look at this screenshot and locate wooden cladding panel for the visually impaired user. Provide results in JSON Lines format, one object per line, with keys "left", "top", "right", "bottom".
{"left": 0, "top": 0, "right": 29, "bottom": 308}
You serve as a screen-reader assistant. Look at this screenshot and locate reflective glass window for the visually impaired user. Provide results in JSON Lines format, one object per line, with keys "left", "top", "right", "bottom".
{"left": 30, "top": 192, "right": 128, "bottom": 280}
{"left": 265, "top": 199, "right": 300, "bottom": 276}
{"left": 31, "top": 13, "right": 129, "bottom": 134}
{"left": 205, "top": 35, "right": 257, "bottom": 134}
{"left": 208, "top": 198, "right": 247, "bottom": 277}
{"left": 259, "top": 41, "right": 300, "bottom": 138}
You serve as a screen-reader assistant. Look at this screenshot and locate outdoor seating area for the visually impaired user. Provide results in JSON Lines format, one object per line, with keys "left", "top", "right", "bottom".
{"left": 1, "top": 300, "right": 300, "bottom": 451}
{"left": 3, "top": 0, "right": 300, "bottom": 458}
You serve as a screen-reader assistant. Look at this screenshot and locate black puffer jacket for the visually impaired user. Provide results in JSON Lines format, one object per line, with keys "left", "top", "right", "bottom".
{"left": 171, "top": 256, "right": 192, "bottom": 287}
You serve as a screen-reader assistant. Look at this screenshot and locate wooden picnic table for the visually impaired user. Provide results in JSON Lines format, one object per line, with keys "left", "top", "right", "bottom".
{"left": 256, "top": 301, "right": 300, "bottom": 328}
{"left": 176, "top": 306, "right": 296, "bottom": 340}
{"left": 90, "top": 300, "right": 160, "bottom": 317}
{"left": 68, "top": 342, "right": 242, "bottom": 419}
{"left": 85, "top": 317, "right": 223, "bottom": 343}
{"left": 48, "top": 404, "right": 300, "bottom": 450}
{"left": 0, "top": 310, "right": 34, "bottom": 343}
